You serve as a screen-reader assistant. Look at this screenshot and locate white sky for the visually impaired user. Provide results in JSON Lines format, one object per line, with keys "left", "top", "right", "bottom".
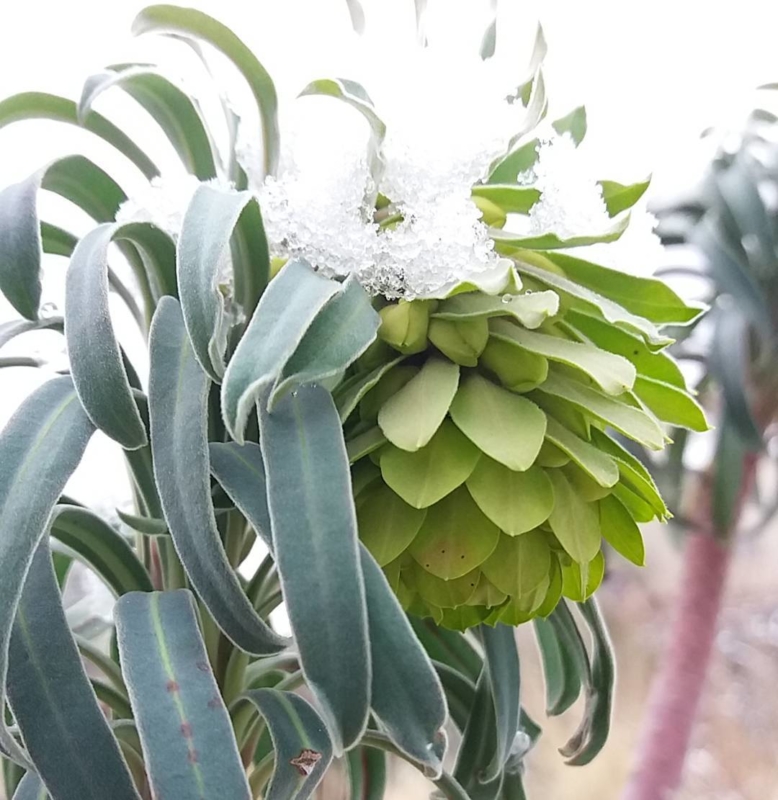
{"left": 1, "top": 0, "right": 777, "bottom": 515}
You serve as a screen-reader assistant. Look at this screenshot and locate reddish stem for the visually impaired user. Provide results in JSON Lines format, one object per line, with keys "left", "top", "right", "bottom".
{"left": 623, "top": 453, "right": 758, "bottom": 800}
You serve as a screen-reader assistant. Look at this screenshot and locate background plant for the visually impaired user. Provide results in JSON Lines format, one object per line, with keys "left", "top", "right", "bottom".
{"left": 0, "top": 4, "right": 704, "bottom": 799}
{"left": 623, "top": 95, "right": 778, "bottom": 800}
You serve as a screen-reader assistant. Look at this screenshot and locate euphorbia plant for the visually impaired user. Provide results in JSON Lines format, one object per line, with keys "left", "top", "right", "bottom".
{"left": 0, "top": 5, "right": 706, "bottom": 799}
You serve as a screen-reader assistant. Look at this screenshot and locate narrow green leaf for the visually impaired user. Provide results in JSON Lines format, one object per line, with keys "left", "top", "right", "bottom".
{"left": 561, "top": 599, "right": 615, "bottom": 765}
{"left": 0, "top": 377, "right": 95, "bottom": 765}
{"left": 633, "top": 376, "right": 708, "bottom": 432}
{"left": 0, "top": 317, "right": 62, "bottom": 349}
{"left": 116, "top": 509, "right": 168, "bottom": 536}
{"left": 8, "top": 543, "right": 140, "bottom": 799}
{"left": 50, "top": 505, "right": 153, "bottom": 595}
{"left": 66, "top": 223, "right": 149, "bottom": 449}
{"left": 546, "top": 470, "right": 601, "bottom": 563}
{"left": 598, "top": 178, "right": 650, "bottom": 217}
{"left": 273, "top": 276, "right": 380, "bottom": 405}
{"left": 543, "top": 417, "right": 618, "bottom": 488}
{"left": 133, "top": 5, "right": 279, "bottom": 175}
{"left": 0, "top": 92, "right": 158, "bottom": 179}
{"left": 378, "top": 358, "right": 459, "bottom": 452}
{"left": 361, "top": 546, "right": 447, "bottom": 774}
{"left": 490, "top": 319, "right": 636, "bottom": 395}
{"left": 259, "top": 384, "right": 370, "bottom": 753}
{"left": 409, "top": 619, "right": 482, "bottom": 681}
{"left": 552, "top": 106, "right": 587, "bottom": 145}
{"left": 480, "top": 624, "right": 521, "bottom": 781}
{"left": 335, "top": 356, "right": 404, "bottom": 422}
{"left": 471, "top": 185, "right": 540, "bottom": 214}
{"left": 149, "top": 297, "right": 286, "bottom": 654}
{"left": 467, "top": 458, "right": 554, "bottom": 535}
{"left": 492, "top": 215, "right": 628, "bottom": 251}
{"left": 599, "top": 495, "right": 644, "bottom": 566}
{"left": 79, "top": 65, "right": 218, "bottom": 179}
{"left": 434, "top": 290, "right": 559, "bottom": 330}
{"left": 487, "top": 139, "right": 539, "bottom": 185}
{"left": 222, "top": 259, "right": 339, "bottom": 441}
{"left": 533, "top": 615, "right": 582, "bottom": 716}
{"left": 178, "top": 184, "right": 269, "bottom": 381}
{"left": 241, "top": 690, "right": 332, "bottom": 800}
{"left": 115, "top": 590, "right": 251, "bottom": 799}
{"left": 11, "top": 772, "right": 46, "bottom": 800}
{"left": 538, "top": 371, "right": 667, "bottom": 450}
{"left": 450, "top": 373, "right": 546, "bottom": 470}
{"left": 564, "top": 309, "right": 685, "bottom": 388}
{"left": 530, "top": 250, "right": 705, "bottom": 327}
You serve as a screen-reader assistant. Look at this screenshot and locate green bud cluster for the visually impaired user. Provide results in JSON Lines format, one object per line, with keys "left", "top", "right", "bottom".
{"left": 335, "top": 252, "right": 708, "bottom": 630}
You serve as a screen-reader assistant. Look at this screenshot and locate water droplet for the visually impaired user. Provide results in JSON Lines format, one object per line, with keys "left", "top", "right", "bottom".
{"left": 501, "top": 294, "right": 514, "bottom": 304}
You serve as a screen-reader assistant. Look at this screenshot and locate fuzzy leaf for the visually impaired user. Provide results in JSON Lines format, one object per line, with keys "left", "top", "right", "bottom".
{"left": 149, "top": 297, "right": 286, "bottom": 654}
{"left": 222, "top": 259, "right": 339, "bottom": 442}
{"left": 9, "top": 544, "right": 139, "bottom": 799}
{"left": 116, "top": 590, "right": 251, "bottom": 799}
{"left": 259, "top": 384, "right": 370, "bottom": 753}
{"left": 0, "top": 377, "right": 94, "bottom": 765}
{"left": 11, "top": 773, "right": 46, "bottom": 800}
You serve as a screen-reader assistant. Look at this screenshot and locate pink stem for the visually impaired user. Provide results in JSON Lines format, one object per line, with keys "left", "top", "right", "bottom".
{"left": 622, "top": 531, "right": 730, "bottom": 800}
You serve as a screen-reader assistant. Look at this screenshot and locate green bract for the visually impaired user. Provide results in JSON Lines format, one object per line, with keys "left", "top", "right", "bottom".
{"left": 0, "top": 4, "right": 708, "bottom": 799}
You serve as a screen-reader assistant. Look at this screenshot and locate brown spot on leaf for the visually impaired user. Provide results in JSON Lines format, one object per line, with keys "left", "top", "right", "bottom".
{"left": 207, "top": 695, "right": 221, "bottom": 709}
{"left": 290, "top": 749, "right": 321, "bottom": 776}
{"left": 166, "top": 680, "right": 180, "bottom": 693}
{"left": 196, "top": 661, "right": 210, "bottom": 672}
{"left": 180, "top": 722, "right": 193, "bottom": 738}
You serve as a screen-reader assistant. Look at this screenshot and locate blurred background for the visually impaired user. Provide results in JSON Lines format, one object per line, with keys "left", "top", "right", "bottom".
{"left": 3, "top": 1, "right": 778, "bottom": 797}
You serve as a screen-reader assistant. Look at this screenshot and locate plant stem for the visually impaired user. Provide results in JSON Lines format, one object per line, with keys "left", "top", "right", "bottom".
{"left": 623, "top": 452, "right": 758, "bottom": 799}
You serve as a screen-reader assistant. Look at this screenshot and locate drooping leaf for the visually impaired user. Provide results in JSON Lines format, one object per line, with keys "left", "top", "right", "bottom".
{"left": 66, "top": 223, "right": 150, "bottom": 449}
{"left": 378, "top": 358, "right": 460, "bottom": 452}
{"left": 0, "top": 92, "right": 158, "bottom": 179}
{"left": 116, "top": 509, "right": 169, "bottom": 536}
{"left": 133, "top": 4, "right": 280, "bottom": 175}
{"left": 222, "top": 259, "right": 339, "bottom": 442}
{"left": 149, "top": 297, "right": 286, "bottom": 654}
{"left": 564, "top": 308, "right": 686, "bottom": 388}
{"left": 546, "top": 470, "right": 601, "bottom": 563}
{"left": 360, "top": 545, "right": 447, "bottom": 774}
{"left": 538, "top": 371, "right": 667, "bottom": 450}
{"left": 434, "top": 290, "right": 559, "bottom": 330}
{"left": 543, "top": 417, "right": 618, "bottom": 488}
{"left": 50, "top": 505, "right": 153, "bottom": 595}
{"left": 115, "top": 590, "right": 251, "bottom": 799}
{"left": 0, "top": 377, "right": 95, "bottom": 765}
{"left": 178, "top": 184, "right": 270, "bottom": 381}
{"left": 334, "top": 356, "right": 405, "bottom": 422}
{"left": 467, "top": 458, "right": 554, "bottom": 535}
{"left": 79, "top": 64, "right": 218, "bottom": 179}
{"left": 8, "top": 543, "right": 139, "bottom": 799}
{"left": 633, "top": 376, "right": 708, "bottom": 432}
{"left": 11, "top": 772, "right": 46, "bottom": 800}
{"left": 490, "top": 319, "right": 636, "bottom": 395}
{"left": 492, "top": 214, "right": 628, "bottom": 252}
{"left": 273, "top": 276, "right": 380, "bottom": 405}
{"left": 560, "top": 599, "right": 615, "bottom": 765}
{"left": 241, "top": 690, "right": 332, "bottom": 800}
{"left": 480, "top": 624, "right": 521, "bottom": 782}
{"left": 0, "top": 317, "right": 62, "bottom": 349}
{"left": 450, "top": 373, "right": 546, "bottom": 470}
{"left": 259, "top": 384, "right": 370, "bottom": 753}
{"left": 533, "top": 615, "right": 582, "bottom": 716}
{"left": 471, "top": 185, "right": 540, "bottom": 214}
{"left": 346, "top": 747, "right": 387, "bottom": 800}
